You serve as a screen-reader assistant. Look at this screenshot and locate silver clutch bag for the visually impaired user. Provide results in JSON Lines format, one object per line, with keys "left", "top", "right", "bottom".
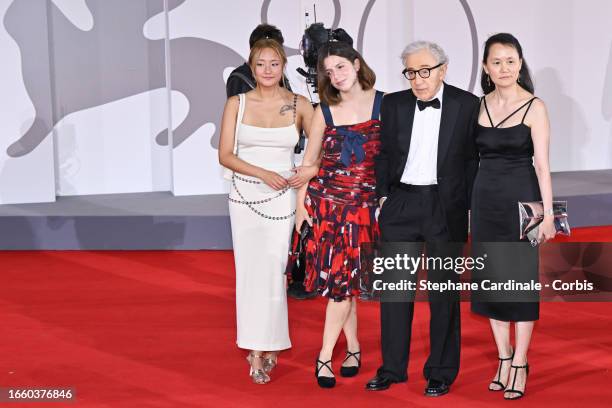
{"left": 518, "top": 201, "right": 570, "bottom": 246}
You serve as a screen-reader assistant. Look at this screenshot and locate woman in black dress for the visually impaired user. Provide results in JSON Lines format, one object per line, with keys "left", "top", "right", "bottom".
{"left": 471, "top": 33, "right": 556, "bottom": 400}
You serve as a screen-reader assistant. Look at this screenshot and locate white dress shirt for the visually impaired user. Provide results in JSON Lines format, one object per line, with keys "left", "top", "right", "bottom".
{"left": 400, "top": 83, "right": 444, "bottom": 185}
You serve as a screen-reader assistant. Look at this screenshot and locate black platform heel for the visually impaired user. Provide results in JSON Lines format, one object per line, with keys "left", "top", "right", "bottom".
{"left": 315, "top": 359, "right": 336, "bottom": 388}
{"left": 489, "top": 349, "right": 514, "bottom": 391}
{"left": 504, "top": 363, "right": 530, "bottom": 400}
{"left": 340, "top": 350, "right": 361, "bottom": 377}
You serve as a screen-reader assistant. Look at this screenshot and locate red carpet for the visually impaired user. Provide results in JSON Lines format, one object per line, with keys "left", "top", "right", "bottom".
{"left": 1, "top": 226, "right": 611, "bottom": 407}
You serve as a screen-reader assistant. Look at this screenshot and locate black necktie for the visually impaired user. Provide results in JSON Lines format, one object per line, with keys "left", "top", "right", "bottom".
{"left": 417, "top": 98, "right": 441, "bottom": 111}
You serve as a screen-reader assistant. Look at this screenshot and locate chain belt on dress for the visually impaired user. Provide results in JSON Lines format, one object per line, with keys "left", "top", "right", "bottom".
{"left": 229, "top": 173, "right": 296, "bottom": 221}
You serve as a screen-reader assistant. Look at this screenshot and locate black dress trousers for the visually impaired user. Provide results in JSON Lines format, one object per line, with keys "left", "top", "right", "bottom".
{"left": 376, "top": 185, "right": 461, "bottom": 384}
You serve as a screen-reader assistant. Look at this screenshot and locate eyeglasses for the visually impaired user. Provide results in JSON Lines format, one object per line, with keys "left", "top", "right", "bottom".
{"left": 402, "top": 63, "right": 443, "bottom": 80}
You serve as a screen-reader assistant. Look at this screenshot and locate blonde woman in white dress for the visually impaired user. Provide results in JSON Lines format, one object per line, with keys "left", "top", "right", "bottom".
{"left": 218, "top": 39, "right": 313, "bottom": 384}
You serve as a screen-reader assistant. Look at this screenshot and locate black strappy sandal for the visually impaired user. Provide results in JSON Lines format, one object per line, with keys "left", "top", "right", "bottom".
{"left": 315, "top": 359, "right": 336, "bottom": 388}
{"left": 489, "top": 349, "right": 514, "bottom": 391}
{"left": 504, "top": 363, "right": 530, "bottom": 400}
{"left": 340, "top": 350, "right": 361, "bottom": 377}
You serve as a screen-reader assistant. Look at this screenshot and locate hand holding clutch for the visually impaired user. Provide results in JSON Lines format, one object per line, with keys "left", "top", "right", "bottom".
{"left": 518, "top": 201, "right": 570, "bottom": 246}
{"left": 537, "top": 216, "right": 557, "bottom": 243}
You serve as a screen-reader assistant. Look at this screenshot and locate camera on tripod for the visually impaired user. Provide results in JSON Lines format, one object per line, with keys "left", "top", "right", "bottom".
{"left": 293, "top": 17, "right": 352, "bottom": 154}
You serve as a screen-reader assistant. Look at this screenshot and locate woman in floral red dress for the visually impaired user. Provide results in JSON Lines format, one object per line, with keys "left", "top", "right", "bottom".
{"left": 291, "top": 41, "right": 382, "bottom": 388}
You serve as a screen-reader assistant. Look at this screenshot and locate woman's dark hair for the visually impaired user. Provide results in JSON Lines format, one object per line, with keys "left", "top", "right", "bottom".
{"left": 317, "top": 41, "right": 376, "bottom": 105}
{"left": 481, "top": 33, "right": 534, "bottom": 94}
{"left": 249, "top": 24, "right": 284, "bottom": 48}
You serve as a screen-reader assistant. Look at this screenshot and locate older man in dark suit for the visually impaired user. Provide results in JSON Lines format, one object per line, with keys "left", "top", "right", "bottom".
{"left": 366, "top": 41, "right": 479, "bottom": 396}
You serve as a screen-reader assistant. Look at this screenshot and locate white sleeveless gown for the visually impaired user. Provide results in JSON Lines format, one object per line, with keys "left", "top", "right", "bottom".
{"left": 229, "top": 96, "right": 298, "bottom": 351}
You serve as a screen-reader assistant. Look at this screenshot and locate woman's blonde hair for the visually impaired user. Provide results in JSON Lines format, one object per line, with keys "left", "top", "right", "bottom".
{"left": 248, "top": 39, "right": 287, "bottom": 71}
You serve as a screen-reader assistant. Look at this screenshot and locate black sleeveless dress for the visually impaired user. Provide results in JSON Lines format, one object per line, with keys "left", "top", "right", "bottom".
{"left": 470, "top": 96, "right": 541, "bottom": 322}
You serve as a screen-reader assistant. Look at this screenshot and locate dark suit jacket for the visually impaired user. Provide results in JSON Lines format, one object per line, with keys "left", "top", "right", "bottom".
{"left": 375, "top": 83, "right": 480, "bottom": 241}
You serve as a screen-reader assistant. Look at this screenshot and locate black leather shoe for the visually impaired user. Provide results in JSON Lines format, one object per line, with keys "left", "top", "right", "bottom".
{"left": 365, "top": 375, "right": 394, "bottom": 391}
{"left": 424, "top": 379, "right": 450, "bottom": 397}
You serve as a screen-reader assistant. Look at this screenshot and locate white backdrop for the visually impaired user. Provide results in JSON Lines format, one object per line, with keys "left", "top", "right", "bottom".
{"left": 50, "top": 0, "right": 172, "bottom": 196}
{"left": 0, "top": 0, "right": 55, "bottom": 204}
{"left": 0, "top": 0, "right": 610, "bottom": 205}
{"left": 0, "top": 0, "right": 172, "bottom": 204}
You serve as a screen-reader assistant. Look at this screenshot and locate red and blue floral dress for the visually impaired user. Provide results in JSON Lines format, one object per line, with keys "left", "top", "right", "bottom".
{"left": 294, "top": 90, "right": 383, "bottom": 301}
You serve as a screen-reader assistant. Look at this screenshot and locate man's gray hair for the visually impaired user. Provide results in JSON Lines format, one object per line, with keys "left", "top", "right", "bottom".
{"left": 401, "top": 41, "right": 449, "bottom": 65}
